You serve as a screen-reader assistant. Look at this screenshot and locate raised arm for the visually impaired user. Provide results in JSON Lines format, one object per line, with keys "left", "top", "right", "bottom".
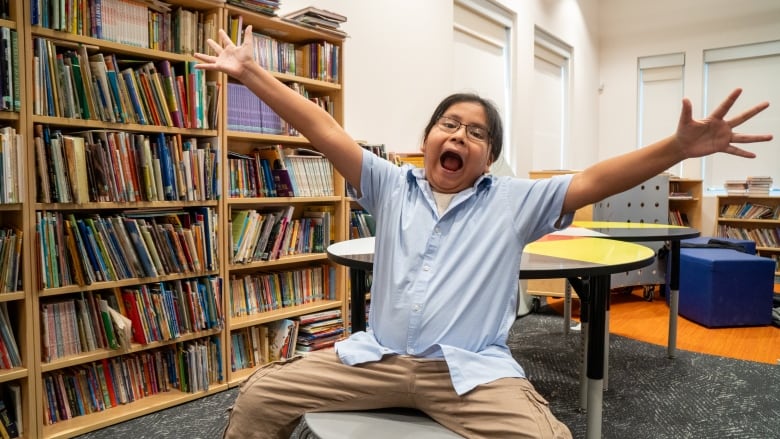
{"left": 563, "top": 88, "right": 773, "bottom": 214}
{"left": 193, "top": 25, "right": 364, "bottom": 190}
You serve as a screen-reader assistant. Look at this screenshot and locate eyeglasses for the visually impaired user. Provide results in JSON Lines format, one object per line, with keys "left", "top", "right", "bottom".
{"left": 436, "top": 116, "right": 489, "bottom": 143}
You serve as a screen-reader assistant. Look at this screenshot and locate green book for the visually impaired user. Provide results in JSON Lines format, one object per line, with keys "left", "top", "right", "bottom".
{"left": 10, "top": 29, "right": 19, "bottom": 112}
{"left": 98, "top": 298, "right": 118, "bottom": 349}
{"left": 67, "top": 52, "right": 90, "bottom": 119}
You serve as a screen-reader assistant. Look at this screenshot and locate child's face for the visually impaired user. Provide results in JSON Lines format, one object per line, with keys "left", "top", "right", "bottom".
{"left": 421, "top": 101, "right": 493, "bottom": 193}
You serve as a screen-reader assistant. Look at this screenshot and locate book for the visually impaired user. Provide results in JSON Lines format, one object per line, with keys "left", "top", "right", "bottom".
{"left": 60, "top": 135, "right": 90, "bottom": 203}
{"left": 267, "top": 319, "right": 298, "bottom": 361}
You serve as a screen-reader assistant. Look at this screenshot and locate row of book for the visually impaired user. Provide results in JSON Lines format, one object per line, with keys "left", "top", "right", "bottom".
{"left": 226, "top": 82, "right": 290, "bottom": 135}
{"left": 35, "top": 126, "right": 220, "bottom": 203}
{"left": 0, "top": 303, "right": 20, "bottom": 369}
{"left": 668, "top": 210, "right": 690, "bottom": 227}
{"left": 227, "top": 81, "right": 334, "bottom": 137}
{"left": 41, "top": 292, "right": 126, "bottom": 363}
{"left": 31, "top": 0, "right": 219, "bottom": 55}
{"left": 228, "top": 15, "right": 340, "bottom": 83}
{"left": 36, "top": 208, "right": 218, "bottom": 289}
{"left": 228, "top": 264, "right": 336, "bottom": 318}
{"left": 42, "top": 336, "right": 222, "bottom": 425}
{"left": 41, "top": 277, "right": 222, "bottom": 363}
{"left": 227, "top": 144, "right": 334, "bottom": 198}
{"left": 717, "top": 225, "right": 780, "bottom": 250}
{"left": 0, "top": 383, "right": 21, "bottom": 438}
{"left": 0, "top": 228, "right": 21, "bottom": 294}
{"left": 0, "top": 26, "right": 19, "bottom": 112}
{"left": 0, "top": 126, "right": 22, "bottom": 204}
{"left": 230, "top": 205, "right": 332, "bottom": 264}
{"left": 230, "top": 318, "right": 296, "bottom": 371}
{"left": 719, "top": 202, "right": 780, "bottom": 220}
{"left": 350, "top": 209, "right": 376, "bottom": 238}
{"left": 230, "top": 308, "right": 344, "bottom": 372}
{"left": 33, "top": 38, "right": 219, "bottom": 129}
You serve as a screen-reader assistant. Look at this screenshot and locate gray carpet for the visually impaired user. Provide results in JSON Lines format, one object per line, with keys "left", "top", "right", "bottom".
{"left": 75, "top": 307, "right": 780, "bottom": 438}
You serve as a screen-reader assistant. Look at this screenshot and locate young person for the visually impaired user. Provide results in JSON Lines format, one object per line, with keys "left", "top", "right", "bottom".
{"left": 195, "top": 26, "right": 772, "bottom": 438}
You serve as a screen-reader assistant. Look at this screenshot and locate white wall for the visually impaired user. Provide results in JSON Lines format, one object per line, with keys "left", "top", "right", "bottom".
{"left": 278, "top": 0, "right": 601, "bottom": 179}
{"left": 598, "top": 0, "right": 780, "bottom": 234}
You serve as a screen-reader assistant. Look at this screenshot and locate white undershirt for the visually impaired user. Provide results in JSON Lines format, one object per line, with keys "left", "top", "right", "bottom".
{"left": 432, "top": 190, "right": 456, "bottom": 216}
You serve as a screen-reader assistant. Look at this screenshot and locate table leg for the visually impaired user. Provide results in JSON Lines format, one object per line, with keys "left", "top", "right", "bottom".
{"left": 604, "top": 300, "right": 610, "bottom": 391}
{"left": 586, "top": 274, "right": 609, "bottom": 439}
{"left": 668, "top": 240, "right": 680, "bottom": 358}
{"left": 564, "top": 281, "right": 572, "bottom": 335}
{"left": 567, "top": 277, "right": 589, "bottom": 411}
{"left": 350, "top": 268, "right": 368, "bottom": 333}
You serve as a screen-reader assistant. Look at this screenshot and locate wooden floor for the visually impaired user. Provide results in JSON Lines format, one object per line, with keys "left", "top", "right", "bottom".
{"left": 547, "top": 288, "right": 780, "bottom": 366}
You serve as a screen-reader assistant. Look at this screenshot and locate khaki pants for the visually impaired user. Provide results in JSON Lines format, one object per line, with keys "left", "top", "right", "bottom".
{"left": 223, "top": 350, "right": 572, "bottom": 439}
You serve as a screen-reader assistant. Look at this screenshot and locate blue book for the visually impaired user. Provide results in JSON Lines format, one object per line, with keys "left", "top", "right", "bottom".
{"left": 76, "top": 219, "right": 104, "bottom": 282}
{"left": 155, "top": 133, "right": 175, "bottom": 200}
{"left": 121, "top": 68, "right": 147, "bottom": 125}
{"left": 123, "top": 218, "right": 158, "bottom": 278}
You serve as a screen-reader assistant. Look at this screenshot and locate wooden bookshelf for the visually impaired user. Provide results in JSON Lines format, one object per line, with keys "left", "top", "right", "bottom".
{"left": 220, "top": 6, "right": 347, "bottom": 387}
{"left": 11, "top": 1, "right": 350, "bottom": 437}
{"left": 716, "top": 195, "right": 780, "bottom": 274}
{"left": 1, "top": 2, "right": 34, "bottom": 439}
{"left": 668, "top": 178, "right": 702, "bottom": 230}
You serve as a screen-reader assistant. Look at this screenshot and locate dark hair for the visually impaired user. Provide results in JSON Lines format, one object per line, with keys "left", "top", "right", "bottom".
{"left": 422, "top": 93, "right": 503, "bottom": 163}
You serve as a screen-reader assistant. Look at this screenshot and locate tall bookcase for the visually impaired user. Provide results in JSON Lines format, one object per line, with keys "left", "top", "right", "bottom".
{"left": 1, "top": 2, "right": 34, "bottom": 439}
{"left": 219, "top": 5, "right": 347, "bottom": 386}
{"left": 716, "top": 195, "right": 780, "bottom": 273}
{"left": 13, "top": 1, "right": 348, "bottom": 437}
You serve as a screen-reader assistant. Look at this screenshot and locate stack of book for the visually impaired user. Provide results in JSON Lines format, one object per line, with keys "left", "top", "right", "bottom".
{"left": 227, "top": 0, "right": 280, "bottom": 17}
{"left": 724, "top": 179, "right": 749, "bottom": 195}
{"left": 283, "top": 7, "right": 347, "bottom": 37}
{"left": 295, "top": 309, "right": 344, "bottom": 354}
{"left": 746, "top": 176, "right": 773, "bottom": 194}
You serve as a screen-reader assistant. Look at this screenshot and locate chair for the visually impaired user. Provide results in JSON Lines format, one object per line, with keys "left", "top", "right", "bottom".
{"left": 297, "top": 409, "right": 463, "bottom": 438}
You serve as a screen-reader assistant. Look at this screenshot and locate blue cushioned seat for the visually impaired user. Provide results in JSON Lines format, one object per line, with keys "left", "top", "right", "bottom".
{"left": 678, "top": 246, "right": 775, "bottom": 327}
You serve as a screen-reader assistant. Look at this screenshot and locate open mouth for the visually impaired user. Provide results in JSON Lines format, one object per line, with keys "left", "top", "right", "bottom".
{"left": 440, "top": 151, "right": 463, "bottom": 171}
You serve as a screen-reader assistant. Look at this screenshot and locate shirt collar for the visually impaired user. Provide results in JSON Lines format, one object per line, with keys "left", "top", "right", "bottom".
{"left": 408, "top": 167, "right": 494, "bottom": 192}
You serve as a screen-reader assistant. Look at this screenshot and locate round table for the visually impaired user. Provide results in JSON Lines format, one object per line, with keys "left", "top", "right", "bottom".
{"left": 327, "top": 235, "right": 655, "bottom": 439}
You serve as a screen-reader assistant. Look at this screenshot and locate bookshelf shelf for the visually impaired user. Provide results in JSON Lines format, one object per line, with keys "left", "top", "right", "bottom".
{"left": 32, "top": 114, "right": 220, "bottom": 136}
{"left": 40, "top": 327, "right": 222, "bottom": 373}
{"left": 41, "top": 384, "right": 230, "bottom": 439}
{"left": 228, "top": 300, "right": 342, "bottom": 331}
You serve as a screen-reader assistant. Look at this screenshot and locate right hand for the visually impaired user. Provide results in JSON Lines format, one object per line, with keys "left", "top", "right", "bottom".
{"left": 193, "top": 25, "right": 256, "bottom": 82}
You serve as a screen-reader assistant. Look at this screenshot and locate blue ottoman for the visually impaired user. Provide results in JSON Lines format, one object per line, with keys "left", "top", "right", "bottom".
{"left": 665, "top": 237, "right": 757, "bottom": 298}
{"left": 679, "top": 248, "right": 775, "bottom": 327}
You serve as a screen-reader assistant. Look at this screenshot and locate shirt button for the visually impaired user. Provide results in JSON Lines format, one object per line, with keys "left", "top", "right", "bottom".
{"left": 408, "top": 347, "right": 415, "bottom": 354}
{"left": 413, "top": 304, "right": 421, "bottom": 312}
{"left": 423, "top": 265, "right": 430, "bottom": 271}
{"left": 434, "top": 227, "right": 441, "bottom": 233}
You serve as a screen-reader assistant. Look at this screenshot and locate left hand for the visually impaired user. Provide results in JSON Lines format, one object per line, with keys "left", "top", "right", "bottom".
{"left": 675, "top": 88, "right": 772, "bottom": 159}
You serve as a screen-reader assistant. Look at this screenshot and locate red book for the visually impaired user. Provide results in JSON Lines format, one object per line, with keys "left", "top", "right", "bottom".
{"left": 122, "top": 290, "right": 148, "bottom": 344}
{"left": 100, "top": 359, "right": 118, "bottom": 407}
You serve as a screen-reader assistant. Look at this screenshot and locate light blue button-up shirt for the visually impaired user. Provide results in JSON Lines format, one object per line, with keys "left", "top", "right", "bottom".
{"left": 336, "top": 149, "right": 574, "bottom": 395}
